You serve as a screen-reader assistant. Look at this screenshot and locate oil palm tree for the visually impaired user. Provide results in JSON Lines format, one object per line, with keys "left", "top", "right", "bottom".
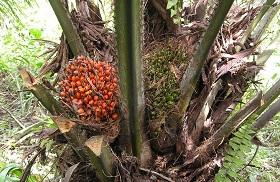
{"left": 19, "top": 0, "right": 280, "bottom": 181}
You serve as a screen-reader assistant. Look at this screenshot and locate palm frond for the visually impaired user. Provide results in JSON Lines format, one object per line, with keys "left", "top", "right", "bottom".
{"left": 0, "top": 0, "right": 36, "bottom": 26}
{"left": 114, "top": 0, "right": 144, "bottom": 158}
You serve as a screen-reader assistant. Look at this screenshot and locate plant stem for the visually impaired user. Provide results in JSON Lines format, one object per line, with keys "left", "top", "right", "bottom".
{"left": 192, "top": 78, "right": 280, "bottom": 164}
{"left": 52, "top": 116, "right": 114, "bottom": 182}
{"left": 256, "top": 78, "right": 280, "bottom": 115}
{"left": 256, "top": 31, "right": 280, "bottom": 65}
{"left": 114, "top": 0, "right": 144, "bottom": 158}
{"left": 48, "top": 0, "right": 87, "bottom": 56}
{"left": 239, "top": 0, "right": 276, "bottom": 47}
{"left": 252, "top": 4, "right": 280, "bottom": 42}
{"left": 19, "top": 68, "right": 63, "bottom": 115}
{"left": 253, "top": 97, "right": 280, "bottom": 131}
{"left": 178, "top": 0, "right": 234, "bottom": 115}
{"left": 85, "top": 136, "right": 114, "bottom": 182}
{"left": 209, "top": 92, "right": 263, "bottom": 147}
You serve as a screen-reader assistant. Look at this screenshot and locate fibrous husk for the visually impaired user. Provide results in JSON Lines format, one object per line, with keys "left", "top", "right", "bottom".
{"left": 71, "top": 5, "right": 116, "bottom": 63}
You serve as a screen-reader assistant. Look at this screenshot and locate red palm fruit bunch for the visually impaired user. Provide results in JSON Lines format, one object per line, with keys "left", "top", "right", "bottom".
{"left": 59, "top": 55, "right": 119, "bottom": 123}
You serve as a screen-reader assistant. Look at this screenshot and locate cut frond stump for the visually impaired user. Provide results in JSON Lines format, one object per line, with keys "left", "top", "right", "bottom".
{"left": 52, "top": 116, "right": 114, "bottom": 182}
{"left": 19, "top": 68, "right": 63, "bottom": 115}
{"left": 52, "top": 116, "right": 77, "bottom": 134}
{"left": 85, "top": 136, "right": 115, "bottom": 182}
{"left": 52, "top": 116, "right": 88, "bottom": 160}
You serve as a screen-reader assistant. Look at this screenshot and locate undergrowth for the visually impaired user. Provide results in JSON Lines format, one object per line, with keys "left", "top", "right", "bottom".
{"left": 0, "top": 1, "right": 60, "bottom": 180}
{"left": 216, "top": 66, "right": 280, "bottom": 181}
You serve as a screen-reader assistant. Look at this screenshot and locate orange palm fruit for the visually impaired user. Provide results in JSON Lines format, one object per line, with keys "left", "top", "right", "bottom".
{"left": 111, "top": 113, "right": 118, "bottom": 120}
{"left": 59, "top": 56, "right": 120, "bottom": 123}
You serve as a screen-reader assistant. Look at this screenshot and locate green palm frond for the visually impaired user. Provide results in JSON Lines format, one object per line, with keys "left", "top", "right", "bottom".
{"left": 115, "top": 0, "right": 144, "bottom": 158}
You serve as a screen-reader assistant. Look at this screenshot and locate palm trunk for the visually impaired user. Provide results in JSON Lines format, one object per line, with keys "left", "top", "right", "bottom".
{"left": 19, "top": 0, "right": 280, "bottom": 181}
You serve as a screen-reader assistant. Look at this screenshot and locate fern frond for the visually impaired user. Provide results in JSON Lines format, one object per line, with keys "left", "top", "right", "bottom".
{"left": 215, "top": 119, "right": 257, "bottom": 182}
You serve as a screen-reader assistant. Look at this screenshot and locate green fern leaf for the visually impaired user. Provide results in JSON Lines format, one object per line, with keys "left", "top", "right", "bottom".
{"left": 227, "top": 170, "right": 239, "bottom": 178}
{"left": 167, "top": 0, "right": 178, "bottom": 9}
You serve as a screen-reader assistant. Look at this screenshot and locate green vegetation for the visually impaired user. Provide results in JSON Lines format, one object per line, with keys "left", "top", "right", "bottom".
{"left": 0, "top": 162, "right": 41, "bottom": 182}
{"left": 216, "top": 117, "right": 257, "bottom": 181}
{"left": 166, "top": 0, "right": 183, "bottom": 24}
{"left": 0, "top": 1, "right": 60, "bottom": 181}
{"left": 0, "top": 25, "right": 45, "bottom": 73}
{"left": 215, "top": 8, "right": 280, "bottom": 180}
